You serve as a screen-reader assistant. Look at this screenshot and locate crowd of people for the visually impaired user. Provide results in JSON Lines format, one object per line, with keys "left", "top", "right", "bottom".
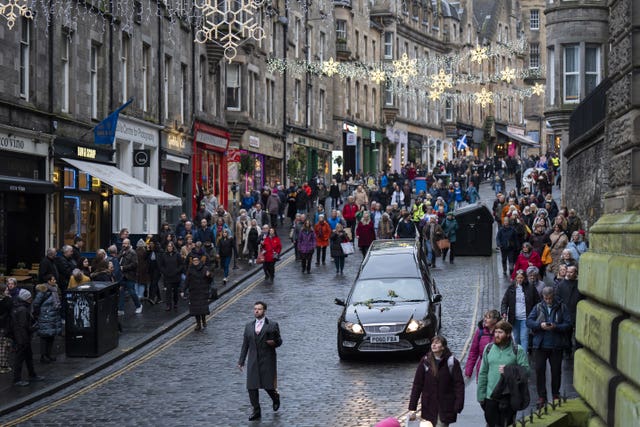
{"left": 2, "top": 152, "right": 585, "bottom": 426}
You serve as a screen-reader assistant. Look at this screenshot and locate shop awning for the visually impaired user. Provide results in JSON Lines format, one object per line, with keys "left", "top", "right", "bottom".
{"left": 62, "top": 158, "right": 182, "bottom": 206}
{"left": 0, "top": 175, "right": 56, "bottom": 194}
{"left": 497, "top": 129, "right": 540, "bottom": 147}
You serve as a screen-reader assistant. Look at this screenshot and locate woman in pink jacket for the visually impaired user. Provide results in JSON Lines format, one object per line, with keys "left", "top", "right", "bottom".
{"left": 464, "top": 309, "right": 501, "bottom": 381}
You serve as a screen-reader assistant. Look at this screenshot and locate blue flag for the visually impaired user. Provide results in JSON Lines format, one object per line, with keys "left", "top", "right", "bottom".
{"left": 456, "top": 134, "right": 468, "bottom": 150}
{"left": 94, "top": 98, "right": 133, "bottom": 145}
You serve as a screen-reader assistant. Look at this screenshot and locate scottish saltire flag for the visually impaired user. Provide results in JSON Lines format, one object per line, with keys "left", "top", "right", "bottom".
{"left": 94, "top": 98, "right": 133, "bottom": 145}
{"left": 456, "top": 134, "right": 468, "bottom": 150}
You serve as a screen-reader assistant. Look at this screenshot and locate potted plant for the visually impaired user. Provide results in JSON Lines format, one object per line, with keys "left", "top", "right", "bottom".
{"left": 13, "top": 262, "right": 29, "bottom": 275}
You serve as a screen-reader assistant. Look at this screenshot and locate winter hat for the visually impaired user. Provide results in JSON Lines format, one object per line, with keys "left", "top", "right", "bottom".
{"left": 18, "top": 289, "right": 32, "bottom": 302}
{"left": 374, "top": 418, "right": 401, "bottom": 427}
{"left": 136, "top": 239, "right": 146, "bottom": 248}
{"left": 526, "top": 266, "right": 539, "bottom": 276}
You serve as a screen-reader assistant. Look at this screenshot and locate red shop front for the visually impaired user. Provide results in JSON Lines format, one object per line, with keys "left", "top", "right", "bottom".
{"left": 192, "top": 122, "right": 230, "bottom": 214}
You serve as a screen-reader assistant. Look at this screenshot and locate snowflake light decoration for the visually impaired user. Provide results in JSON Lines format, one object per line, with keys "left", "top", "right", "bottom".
{"left": 370, "top": 68, "right": 386, "bottom": 84}
{"left": 322, "top": 57, "right": 339, "bottom": 77}
{"left": 470, "top": 46, "right": 488, "bottom": 64}
{"left": 0, "top": 0, "right": 32, "bottom": 29}
{"left": 392, "top": 53, "right": 417, "bottom": 84}
{"left": 532, "top": 83, "right": 545, "bottom": 96}
{"left": 430, "top": 69, "right": 453, "bottom": 93}
{"left": 428, "top": 90, "right": 442, "bottom": 101}
{"left": 474, "top": 88, "right": 494, "bottom": 108}
{"left": 194, "top": 0, "right": 266, "bottom": 63}
{"left": 500, "top": 67, "right": 517, "bottom": 84}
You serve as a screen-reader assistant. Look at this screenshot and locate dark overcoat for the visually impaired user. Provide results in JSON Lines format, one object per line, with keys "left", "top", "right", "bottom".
{"left": 408, "top": 349, "right": 465, "bottom": 424}
{"left": 238, "top": 317, "right": 282, "bottom": 390}
{"left": 183, "top": 264, "right": 211, "bottom": 316}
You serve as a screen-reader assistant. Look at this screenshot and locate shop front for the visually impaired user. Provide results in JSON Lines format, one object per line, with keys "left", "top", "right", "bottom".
{"left": 115, "top": 116, "right": 163, "bottom": 234}
{"left": 291, "top": 135, "right": 332, "bottom": 184}
{"left": 361, "top": 129, "right": 383, "bottom": 175}
{"left": 161, "top": 130, "right": 191, "bottom": 225}
{"left": 193, "top": 121, "right": 230, "bottom": 214}
{"left": 52, "top": 139, "right": 115, "bottom": 254}
{"left": 0, "top": 128, "right": 54, "bottom": 273}
{"left": 235, "top": 133, "right": 283, "bottom": 192}
{"left": 495, "top": 125, "right": 540, "bottom": 158}
{"left": 53, "top": 139, "right": 182, "bottom": 253}
{"left": 341, "top": 122, "right": 359, "bottom": 176}
{"left": 385, "top": 126, "right": 408, "bottom": 173}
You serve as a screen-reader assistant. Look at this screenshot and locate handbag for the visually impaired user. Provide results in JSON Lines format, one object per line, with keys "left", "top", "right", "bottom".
{"left": 256, "top": 251, "right": 265, "bottom": 264}
{"left": 272, "top": 251, "right": 280, "bottom": 261}
{"left": 541, "top": 244, "right": 552, "bottom": 265}
{"left": 340, "top": 241, "right": 355, "bottom": 255}
{"left": 437, "top": 238, "right": 450, "bottom": 250}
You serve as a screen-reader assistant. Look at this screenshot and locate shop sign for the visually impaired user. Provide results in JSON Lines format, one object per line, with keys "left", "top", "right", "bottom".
{"left": 167, "top": 133, "right": 186, "bottom": 150}
{"left": 116, "top": 121, "right": 157, "bottom": 145}
{"left": 227, "top": 149, "right": 242, "bottom": 162}
{"left": 346, "top": 132, "right": 357, "bottom": 146}
{"left": 196, "top": 132, "right": 228, "bottom": 149}
{"left": 0, "top": 132, "right": 46, "bottom": 156}
{"left": 249, "top": 136, "right": 260, "bottom": 148}
{"left": 77, "top": 146, "right": 97, "bottom": 159}
{"left": 343, "top": 123, "right": 358, "bottom": 134}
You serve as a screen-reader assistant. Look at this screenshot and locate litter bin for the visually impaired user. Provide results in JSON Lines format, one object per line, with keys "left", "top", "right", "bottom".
{"left": 415, "top": 177, "right": 426, "bottom": 194}
{"left": 65, "top": 282, "right": 119, "bottom": 357}
{"left": 453, "top": 203, "right": 494, "bottom": 256}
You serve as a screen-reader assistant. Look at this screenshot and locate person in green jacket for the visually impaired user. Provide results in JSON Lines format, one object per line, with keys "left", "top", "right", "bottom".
{"left": 441, "top": 212, "right": 459, "bottom": 264}
{"left": 477, "top": 320, "right": 529, "bottom": 427}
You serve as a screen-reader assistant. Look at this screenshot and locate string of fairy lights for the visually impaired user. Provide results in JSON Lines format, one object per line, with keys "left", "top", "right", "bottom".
{"left": 2, "top": 0, "right": 545, "bottom": 104}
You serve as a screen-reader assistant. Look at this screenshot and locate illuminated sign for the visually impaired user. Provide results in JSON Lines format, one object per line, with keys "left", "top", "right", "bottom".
{"left": 77, "top": 146, "right": 97, "bottom": 159}
{"left": 167, "top": 134, "right": 185, "bottom": 149}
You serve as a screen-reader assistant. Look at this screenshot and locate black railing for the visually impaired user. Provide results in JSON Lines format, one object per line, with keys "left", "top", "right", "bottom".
{"left": 569, "top": 78, "right": 611, "bottom": 142}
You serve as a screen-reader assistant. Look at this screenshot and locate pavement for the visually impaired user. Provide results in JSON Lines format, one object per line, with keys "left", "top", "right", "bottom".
{"left": 0, "top": 222, "right": 297, "bottom": 417}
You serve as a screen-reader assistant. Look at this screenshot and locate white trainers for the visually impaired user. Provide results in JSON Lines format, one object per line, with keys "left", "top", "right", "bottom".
{"left": 135, "top": 305, "right": 143, "bottom": 314}
{"left": 117, "top": 310, "right": 125, "bottom": 316}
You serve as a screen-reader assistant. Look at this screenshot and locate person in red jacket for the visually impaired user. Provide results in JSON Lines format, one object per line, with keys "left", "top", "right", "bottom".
{"left": 355, "top": 212, "right": 376, "bottom": 257}
{"left": 511, "top": 242, "right": 542, "bottom": 280}
{"left": 342, "top": 196, "right": 359, "bottom": 239}
{"left": 260, "top": 227, "right": 282, "bottom": 283}
{"left": 408, "top": 335, "right": 465, "bottom": 425}
{"left": 465, "top": 309, "right": 501, "bottom": 381}
{"left": 313, "top": 215, "right": 331, "bottom": 265}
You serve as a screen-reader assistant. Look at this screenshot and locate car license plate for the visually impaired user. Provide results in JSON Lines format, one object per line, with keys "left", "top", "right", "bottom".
{"left": 370, "top": 335, "right": 399, "bottom": 343}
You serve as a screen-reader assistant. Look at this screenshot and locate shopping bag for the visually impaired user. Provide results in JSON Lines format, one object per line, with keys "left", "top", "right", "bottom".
{"left": 340, "top": 242, "right": 355, "bottom": 255}
{"left": 436, "top": 238, "right": 450, "bottom": 250}
{"left": 256, "top": 251, "right": 265, "bottom": 264}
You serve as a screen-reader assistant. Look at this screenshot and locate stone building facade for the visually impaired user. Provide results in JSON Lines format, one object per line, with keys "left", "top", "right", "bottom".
{"left": 563, "top": 0, "right": 640, "bottom": 425}
{"left": 544, "top": 0, "right": 608, "bottom": 204}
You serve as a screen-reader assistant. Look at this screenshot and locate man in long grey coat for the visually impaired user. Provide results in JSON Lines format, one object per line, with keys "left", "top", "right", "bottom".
{"left": 238, "top": 301, "right": 282, "bottom": 421}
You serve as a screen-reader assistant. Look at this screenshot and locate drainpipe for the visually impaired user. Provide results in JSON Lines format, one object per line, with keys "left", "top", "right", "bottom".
{"left": 280, "top": 11, "right": 289, "bottom": 186}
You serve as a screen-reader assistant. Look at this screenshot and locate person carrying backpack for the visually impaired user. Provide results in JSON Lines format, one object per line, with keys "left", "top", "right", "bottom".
{"left": 465, "top": 309, "right": 501, "bottom": 381}
{"left": 477, "top": 320, "right": 529, "bottom": 427}
{"left": 526, "top": 286, "right": 572, "bottom": 408}
{"left": 408, "top": 335, "right": 465, "bottom": 426}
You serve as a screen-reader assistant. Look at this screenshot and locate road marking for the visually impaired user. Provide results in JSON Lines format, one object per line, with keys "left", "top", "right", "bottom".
{"left": 3, "top": 257, "right": 294, "bottom": 426}
{"left": 459, "top": 275, "right": 482, "bottom": 362}
{"left": 394, "top": 272, "right": 483, "bottom": 422}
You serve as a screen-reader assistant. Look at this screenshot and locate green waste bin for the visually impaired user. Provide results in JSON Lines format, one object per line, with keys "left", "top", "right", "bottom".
{"left": 65, "top": 282, "right": 119, "bottom": 357}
